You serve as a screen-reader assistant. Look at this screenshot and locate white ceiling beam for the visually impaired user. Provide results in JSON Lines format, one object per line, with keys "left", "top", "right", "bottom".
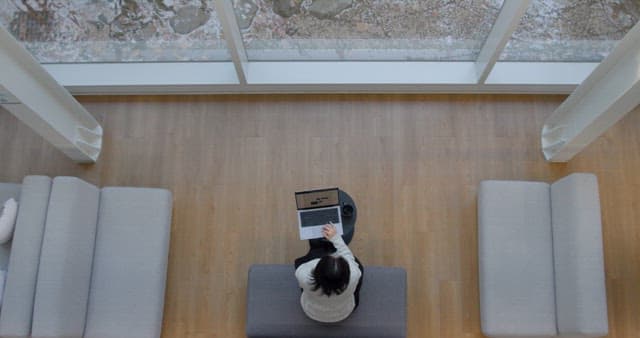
{"left": 541, "top": 21, "right": 640, "bottom": 162}
{"left": 475, "top": 0, "right": 531, "bottom": 84}
{"left": 0, "top": 26, "right": 102, "bottom": 163}
{"left": 214, "top": 0, "right": 249, "bottom": 84}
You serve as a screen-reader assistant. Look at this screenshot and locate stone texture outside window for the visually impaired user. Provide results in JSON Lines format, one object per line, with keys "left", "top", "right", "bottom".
{"left": 235, "top": 0, "right": 505, "bottom": 61}
{"left": 501, "top": 0, "right": 640, "bottom": 61}
{"left": 0, "top": 0, "right": 639, "bottom": 63}
{"left": 0, "top": 0, "right": 230, "bottom": 63}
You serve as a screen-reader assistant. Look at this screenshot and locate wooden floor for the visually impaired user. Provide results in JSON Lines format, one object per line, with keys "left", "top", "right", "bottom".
{"left": 1, "top": 94, "right": 639, "bottom": 338}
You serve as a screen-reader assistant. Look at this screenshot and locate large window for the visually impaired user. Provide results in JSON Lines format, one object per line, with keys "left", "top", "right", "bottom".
{"left": 2, "top": 0, "right": 639, "bottom": 64}
{"left": 235, "top": 0, "right": 504, "bottom": 61}
{"left": 0, "top": 0, "right": 230, "bottom": 63}
{"left": 1, "top": 0, "right": 639, "bottom": 91}
{"left": 500, "top": 0, "right": 640, "bottom": 61}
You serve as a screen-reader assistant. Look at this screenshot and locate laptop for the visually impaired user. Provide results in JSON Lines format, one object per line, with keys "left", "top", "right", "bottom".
{"left": 295, "top": 188, "right": 344, "bottom": 240}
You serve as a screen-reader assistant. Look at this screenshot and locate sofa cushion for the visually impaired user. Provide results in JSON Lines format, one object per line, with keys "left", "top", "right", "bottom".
{"left": 478, "top": 180, "right": 557, "bottom": 337}
{"left": 0, "top": 176, "right": 51, "bottom": 338}
{"left": 84, "top": 187, "right": 172, "bottom": 338}
{"left": 247, "top": 264, "right": 407, "bottom": 338}
{"left": 32, "top": 177, "right": 100, "bottom": 338}
{"left": 551, "top": 173, "right": 608, "bottom": 337}
{"left": 0, "top": 198, "right": 18, "bottom": 244}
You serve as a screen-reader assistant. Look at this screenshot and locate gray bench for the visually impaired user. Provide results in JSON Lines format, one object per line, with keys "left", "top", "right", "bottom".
{"left": 247, "top": 264, "right": 406, "bottom": 338}
{"left": 478, "top": 173, "right": 608, "bottom": 338}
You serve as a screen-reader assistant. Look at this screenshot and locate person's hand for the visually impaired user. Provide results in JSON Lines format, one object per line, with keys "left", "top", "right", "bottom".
{"left": 323, "top": 223, "right": 337, "bottom": 240}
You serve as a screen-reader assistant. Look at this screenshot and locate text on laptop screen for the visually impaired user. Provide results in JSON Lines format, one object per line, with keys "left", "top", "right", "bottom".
{"left": 295, "top": 189, "right": 339, "bottom": 209}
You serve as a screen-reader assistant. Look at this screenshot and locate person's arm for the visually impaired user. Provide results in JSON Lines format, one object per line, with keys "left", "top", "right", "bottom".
{"left": 295, "top": 259, "right": 316, "bottom": 289}
{"left": 323, "top": 223, "right": 355, "bottom": 261}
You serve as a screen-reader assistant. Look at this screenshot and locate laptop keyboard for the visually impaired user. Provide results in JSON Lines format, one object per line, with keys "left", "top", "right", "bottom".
{"left": 300, "top": 208, "right": 340, "bottom": 227}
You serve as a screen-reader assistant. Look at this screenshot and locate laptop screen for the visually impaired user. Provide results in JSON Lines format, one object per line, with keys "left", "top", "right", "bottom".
{"left": 295, "top": 188, "right": 339, "bottom": 210}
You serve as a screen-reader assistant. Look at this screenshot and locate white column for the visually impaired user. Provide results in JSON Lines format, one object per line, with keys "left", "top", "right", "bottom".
{"left": 541, "top": 21, "right": 640, "bottom": 162}
{"left": 0, "top": 27, "right": 102, "bottom": 163}
{"left": 475, "top": 0, "right": 531, "bottom": 83}
{"left": 215, "top": 0, "right": 249, "bottom": 84}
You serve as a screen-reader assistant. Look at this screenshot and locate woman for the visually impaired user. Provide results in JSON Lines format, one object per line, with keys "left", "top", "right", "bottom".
{"left": 294, "top": 223, "right": 364, "bottom": 323}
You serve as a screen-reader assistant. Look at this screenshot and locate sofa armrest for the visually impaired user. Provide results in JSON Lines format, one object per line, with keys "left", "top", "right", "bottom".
{"left": 551, "top": 173, "right": 608, "bottom": 337}
{"left": 0, "top": 176, "right": 51, "bottom": 338}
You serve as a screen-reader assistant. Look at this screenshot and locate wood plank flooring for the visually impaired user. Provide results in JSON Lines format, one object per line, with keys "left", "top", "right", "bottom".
{"left": 1, "top": 94, "right": 639, "bottom": 338}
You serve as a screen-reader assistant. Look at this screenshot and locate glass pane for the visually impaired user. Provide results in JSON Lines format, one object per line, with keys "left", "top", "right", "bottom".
{"left": 235, "top": 0, "right": 504, "bottom": 61}
{"left": 501, "top": 0, "right": 640, "bottom": 62}
{"left": 0, "top": 0, "right": 230, "bottom": 63}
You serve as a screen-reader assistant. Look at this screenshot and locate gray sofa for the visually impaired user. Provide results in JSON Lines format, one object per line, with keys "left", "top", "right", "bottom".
{"left": 0, "top": 176, "right": 172, "bottom": 338}
{"left": 478, "top": 173, "right": 608, "bottom": 338}
{"left": 246, "top": 264, "right": 407, "bottom": 338}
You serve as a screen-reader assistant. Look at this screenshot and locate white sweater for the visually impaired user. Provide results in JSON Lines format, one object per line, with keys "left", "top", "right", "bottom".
{"left": 294, "top": 235, "right": 362, "bottom": 323}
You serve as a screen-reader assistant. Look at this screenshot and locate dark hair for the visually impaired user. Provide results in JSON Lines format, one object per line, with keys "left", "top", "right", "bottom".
{"left": 311, "top": 255, "right": 350, "bottom": 297}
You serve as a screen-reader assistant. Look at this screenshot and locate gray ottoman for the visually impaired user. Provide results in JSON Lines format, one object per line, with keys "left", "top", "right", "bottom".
{"left": 246, "top": 264, "right": 406, "bottom": 338}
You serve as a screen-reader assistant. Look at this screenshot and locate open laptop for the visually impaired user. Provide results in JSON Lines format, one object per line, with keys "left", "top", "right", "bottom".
{"left": 295, "top": 188, "right": 344, "bottom": 240}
